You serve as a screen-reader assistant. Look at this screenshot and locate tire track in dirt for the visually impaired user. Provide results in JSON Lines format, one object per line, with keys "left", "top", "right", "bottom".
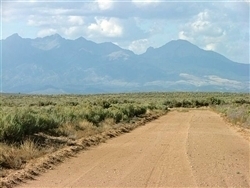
{"left": 16, "top": 109, "right": 250, "bottom": 187}
{"left": 144, "top": 112, "right": 197, "bottom": 187}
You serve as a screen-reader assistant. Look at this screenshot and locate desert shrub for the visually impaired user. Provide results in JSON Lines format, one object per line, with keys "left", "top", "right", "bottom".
{"left": 1, "top": 111, "right": 36, "bottom": 142}
{"left": 191, "top": 100, "right": 209, "bottom": 107}
{"left": 164, "top": 99, "right": 210, "bottom": 108}
{"left": 108, "top": 98, "right": 119, "bottom": 104}
{"left": 101, "top": 100, "right": 111, "bottom": 109}
{"left": 234, "top": 99, "right": 250, "bottom": 105}
{"left": 173, "top": 100, "right": 182, "bottom": 107}
{"left": 0, "top": 109, "right": 59, "bottom": 142}
{"left": 163, "top": 100, "right": 174, "bottom": 108}
{"left": 36, "top": 113, "right": 59, "bottom": 131}
{"left": 65, "top": 101, "right": 79, "bottom": 106}
{"left": 111, "top": 110, "right": 123, "bottom": 123}
{"left": 38, "top": 101, "right": 56, "bottom": 106}
{"left": 121, "top": 104, "right": 147, "bottom": 118}
{"left": 84, "top": 107, "right": 107, "bottom": 126}
{"left": 208, "top": 97, "right": 224, "bottom": 105}
{"left": 181, "top": 100, "right": 192, "bottom": 108}
{"left": 134, "top": 106, "right": 147, "bottom": 116}
{"left": 122, "top": 105, "right": 135, "bottom": 118}
{"left": 147, "top": 102, "right": 157, "bottom": 110}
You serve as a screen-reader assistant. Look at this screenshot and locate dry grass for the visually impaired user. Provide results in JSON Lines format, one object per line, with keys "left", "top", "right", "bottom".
{"left": 215, "top": 104, "right": 250, "bottom": 129}
{"left": 0, "top": 119, "right": 107, "bottom": 178}
{"left": 228, "top": 107, "right": 250, "bottom": 128}
{"left": 0, "top": 140, "right": 47, "bottom": 178}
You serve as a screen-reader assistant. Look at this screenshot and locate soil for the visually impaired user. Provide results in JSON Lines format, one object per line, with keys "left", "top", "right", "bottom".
{"left": 16, "top": 109, "right": 250, "bottom": 187}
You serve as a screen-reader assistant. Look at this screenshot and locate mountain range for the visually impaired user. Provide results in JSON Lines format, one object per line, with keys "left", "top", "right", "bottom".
{"left": 1, "top": 33, "right": 249, "bottom": 94}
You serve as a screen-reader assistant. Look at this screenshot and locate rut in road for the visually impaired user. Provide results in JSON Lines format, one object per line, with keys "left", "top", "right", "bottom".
{"left": 17, "top": 110, "right": 250, "bottom": 187}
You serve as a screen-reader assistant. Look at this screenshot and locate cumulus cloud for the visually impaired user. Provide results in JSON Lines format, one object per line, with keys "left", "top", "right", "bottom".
{"left": 131, "top": 0, "right": 160, "bottom": 7}
{"left": 178, "top": 31, "right": 189, "bottom": 41}
{"left": 179, "top": 9, "right": 226, "bottom": 45}
{"left": 88, "top": 17, "right": 123, "bottom": 37}
{"left": 178, "top": 6, "right": 248, "bottom": 63}
{"left": 96, "top": 0, "right": 114, "bottom": 10}
{"left": 37, "top": 28, "right": 57, "bottom": 38}
{"left": 27, "top": 14, "right": 84, "bottom": 38}
{"left": 128, "top": 39, "right": 149, "bottom": 54}
{"left": 63, "top": 26, "right": 80, "bottom": 36}
{"left": 68, "top": 16, "right": 84, "bottom": 26}
{"left": 28, "top": 15, "right": 84, "bottom": 27}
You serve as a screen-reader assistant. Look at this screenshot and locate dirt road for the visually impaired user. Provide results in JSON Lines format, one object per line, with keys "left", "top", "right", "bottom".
{"left": 18, "top": 110, "right": 249, "bottom": 187}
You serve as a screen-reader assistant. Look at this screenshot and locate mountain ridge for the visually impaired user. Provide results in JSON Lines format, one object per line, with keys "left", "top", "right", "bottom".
{"left": 1, "top": 33, "right": 249, "bottom": 94}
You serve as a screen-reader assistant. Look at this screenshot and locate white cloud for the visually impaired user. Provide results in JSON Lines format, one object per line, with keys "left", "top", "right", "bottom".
{"left": 63, "top": 26, "right": 80, "bottom": 36}
{"left": 181, "top": 9, "right": 225, "bottom": 40}
{"left": 191, "top": 10, "right": 210, "bottom": 32}
{"left": 27, "top": 15, "right": 86, "bottom": 38}
{"left": 37, "top": 28, "right": 57, "bottom": 38}
{"left": 128, "top": 39, "right": 149, "bottom": 54}
{"left": 88, "top": 17, "right": 123, "bottom": 37}
{"left": 28, "top": 15, "right": 84, "bottom": 27}
{"left": 97, "top": 0, "right": 114, "bottom": 10}
{"left": 27, "top": 15, "right": 65, "bottom": 27}
{"left": 68, "top": 16, "right": 84, "bottom": 26}
{"left": 132, "top": 0, "right": 160, "bottom": 7}
{"left": 177, "top": 8, "right": 249, "bottom": 63}
{"left": 190, "top": 11, "right": 224, "bottom": 37}
{"left": 178, "top": 31, "right": 190, "bottom": 41}
{"left": 204, "top": 43, "right": 216, "bottom": 51}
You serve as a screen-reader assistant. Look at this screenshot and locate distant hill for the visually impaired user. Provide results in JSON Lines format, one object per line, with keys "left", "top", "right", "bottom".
{"left": 1, "top": 33, "right": 249, "bottom": 94}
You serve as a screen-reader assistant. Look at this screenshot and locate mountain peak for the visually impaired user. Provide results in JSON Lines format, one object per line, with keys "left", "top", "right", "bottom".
{"left": 42, "top": 33, "right": 63, "bottom": 40}
{"left": 160, "top": 39, "right": 202, "bottom": 56}
{"left": 6, "top": 33, "right": 22, "bottom": 40}
{"left": 75, "top": 36, "right": 87, "bottom": 41}
{"left": 164, "top": 39, "right": 198, "bottom": 49}
{"left": 32, "top": 34, "right": 64, "bottom": 50}
{"left": 170, "top": 39, "right": 192, "bottom": 43}
{"left": 141, "top": 39, "right": 206, "bottom": 59}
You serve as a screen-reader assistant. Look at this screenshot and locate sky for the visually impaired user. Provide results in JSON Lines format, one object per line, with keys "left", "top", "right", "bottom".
{"left": 1, "top": 0, "right": 249, "bottom": 64}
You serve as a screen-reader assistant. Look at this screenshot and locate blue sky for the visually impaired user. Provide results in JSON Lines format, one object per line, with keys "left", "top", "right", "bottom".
{"left": 1, "top": 0, "right": 249, "bottom": 64}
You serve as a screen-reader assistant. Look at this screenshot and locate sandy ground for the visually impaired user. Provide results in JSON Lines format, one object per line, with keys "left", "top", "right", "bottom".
{"left": 17, "top": 109, "right": 250, "bottom": 187}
